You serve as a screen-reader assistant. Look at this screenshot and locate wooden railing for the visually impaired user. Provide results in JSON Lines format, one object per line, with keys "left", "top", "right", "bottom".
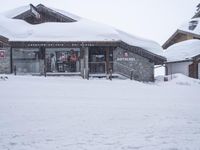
{"left": 88, "top": 62, "right": 107, "bottom": 74}
{"left": 111, "top": 61, "right": 135, "bottom": 80}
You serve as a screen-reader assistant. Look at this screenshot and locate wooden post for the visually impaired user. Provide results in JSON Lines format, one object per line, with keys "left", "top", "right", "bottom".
{"left": 14, "top": 65, "right": 16, "bottom": 76}
{"left": 83, "top": 47, "right": 89, "bottom": 79}
{"left": 194, "top": 62, "right": 198, "bottom": 79}
{"left": 109, "top": 68, "right": 112, "bottom": 80}
{"left": 44, "top": 47, "right": 46, "bottom": 77}
{"left": 105, "top": 47, "right": 110, "bottom": 74}
{"left": 130, "top": 71, "right": 133, "bottom": 80}
{"left": 80, "top": 47, "right": 85, "bottom": 78}
{"left": 10, "top": 47, "right": 13, "bottom": 74}
{"left": 39, "top": 47, "right": 45, "bottom": 76}
{"left": 197, "top": 60, "right": 200, "bottom": 79}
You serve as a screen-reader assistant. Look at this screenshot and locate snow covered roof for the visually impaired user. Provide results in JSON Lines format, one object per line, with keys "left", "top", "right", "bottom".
{"left": 0, "top": 4, "right": 164, "bottom": 57}
{"left": 3, "top": 5, "right": 30, "bottom": 19}
{"left": 3, "top": 4, "right": 81, "bottom": 21}
{"left": 163, "top": 17, "right": 200, "bottom": 49}
{"left": 164, "top": 39, "right": 200, "bottom": 62}
{"left": 179, "top": 17, "right": 200, "bottom": 35}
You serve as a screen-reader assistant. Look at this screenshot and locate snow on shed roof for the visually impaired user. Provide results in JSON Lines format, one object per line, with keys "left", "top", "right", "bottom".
{"left": 0, "top": 4, "right": 163, "bottom": 56}
{"left": 164, "top": 39, "right": 200, "bottom": 62}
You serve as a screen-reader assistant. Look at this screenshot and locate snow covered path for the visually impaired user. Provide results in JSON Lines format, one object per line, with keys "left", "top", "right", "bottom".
{"left": 0, "top": 75, "right": 200, "bottom": 150}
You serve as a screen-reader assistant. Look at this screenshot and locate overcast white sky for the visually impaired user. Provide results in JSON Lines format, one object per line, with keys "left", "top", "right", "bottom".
{"left": 0, "top": 0, "right": 199, "bottom": 45}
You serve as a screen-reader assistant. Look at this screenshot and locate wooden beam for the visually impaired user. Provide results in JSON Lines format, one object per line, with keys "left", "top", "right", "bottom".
{"left": 105, "top": 47, "right": 110, "bottom": 74}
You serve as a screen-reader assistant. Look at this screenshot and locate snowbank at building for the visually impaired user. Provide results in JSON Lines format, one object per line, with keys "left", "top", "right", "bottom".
{"left": 156, "top": 73, "right": 200, "bottom": 85}
{"left": 0, "top": 5, "right": 163, "bottom": 56}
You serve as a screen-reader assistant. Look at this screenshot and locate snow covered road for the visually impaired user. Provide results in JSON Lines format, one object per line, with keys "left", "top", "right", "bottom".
{"left": 0, "top": 75, "right": 200, "bottom": 150}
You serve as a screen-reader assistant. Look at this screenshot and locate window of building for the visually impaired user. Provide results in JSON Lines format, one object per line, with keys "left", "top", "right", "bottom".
{"left": 12, "top": 48, "right": 40, "bottom": 73}
{"left": 189, "top": 20, "right": 198, "bottom": 30}
{"left": 46, "top": 48, "right": 80, "bottom": 73}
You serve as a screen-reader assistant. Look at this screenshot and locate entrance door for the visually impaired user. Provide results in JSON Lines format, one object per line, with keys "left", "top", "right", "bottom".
{"left": 89, "top": 47, "right": 113, "bottom": 74}
{"left": 189, "top": 62, "right": 198, "bottom": 79}
{"left": 89, "top": 47, "right": 106, "bottom": 74}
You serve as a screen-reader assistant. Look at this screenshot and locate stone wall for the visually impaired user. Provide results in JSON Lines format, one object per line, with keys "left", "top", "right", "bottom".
{"left": 113, "top": 47, "right": 154, "bottom": 81}
{"left": 0, "top": 47, "right": 10, "bottom": 74}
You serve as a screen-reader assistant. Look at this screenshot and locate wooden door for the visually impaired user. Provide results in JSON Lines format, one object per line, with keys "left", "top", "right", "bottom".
{"left": 189, "top": 62, "right": 198, "bottom": 79}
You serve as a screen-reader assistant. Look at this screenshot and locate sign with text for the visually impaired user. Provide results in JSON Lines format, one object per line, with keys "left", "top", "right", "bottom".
{"left": 0, "top": 50, "right": 5, "bottom": 58}
{"left": 117, "top": 51, "right": 136, "bottom": 61}
{"left": 27, "top": 43, "right": 96, "bottom": 48}
{"left": 117, "top": 57, "right": 136, "bottom": 61}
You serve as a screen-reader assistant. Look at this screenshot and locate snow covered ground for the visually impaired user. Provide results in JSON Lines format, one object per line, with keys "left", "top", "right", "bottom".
{"left": 0, "top": 75, "right": 200, "bottom": 150}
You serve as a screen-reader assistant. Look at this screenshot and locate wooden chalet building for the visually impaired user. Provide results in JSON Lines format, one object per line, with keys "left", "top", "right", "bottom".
{"left": 164, "top": 3, "right": 200, "bottom": 79}
{"left": 0, "top": 4, "right": 166, "bottom": 81}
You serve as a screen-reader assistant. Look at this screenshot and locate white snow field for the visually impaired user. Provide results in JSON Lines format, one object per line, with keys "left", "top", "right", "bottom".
{"left": 0, "top": 75, "right": 200, "bottom": 150}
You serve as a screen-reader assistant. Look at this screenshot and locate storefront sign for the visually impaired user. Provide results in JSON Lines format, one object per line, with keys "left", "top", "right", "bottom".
{"left": 0, "top": 50, "right": 5, "bottom": 58}
{"left": 28, "top": 43, "right": 65, "bottom": 47}
{"left": 117, "top": 51, "right": 136, "bottom": 61}
{"left": 27, "top": 43, "right": 95, "bottom": 48}
{"left": 117, "top": 57, "right": 136, "bottom": 61}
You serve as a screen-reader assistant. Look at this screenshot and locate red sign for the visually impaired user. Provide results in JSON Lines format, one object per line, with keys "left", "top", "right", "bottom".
{"left": 124, "top": 52, "right": 129, "bottom": 57}
{"left": 0, "top": 50, "right": 5, "bottom": 58}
